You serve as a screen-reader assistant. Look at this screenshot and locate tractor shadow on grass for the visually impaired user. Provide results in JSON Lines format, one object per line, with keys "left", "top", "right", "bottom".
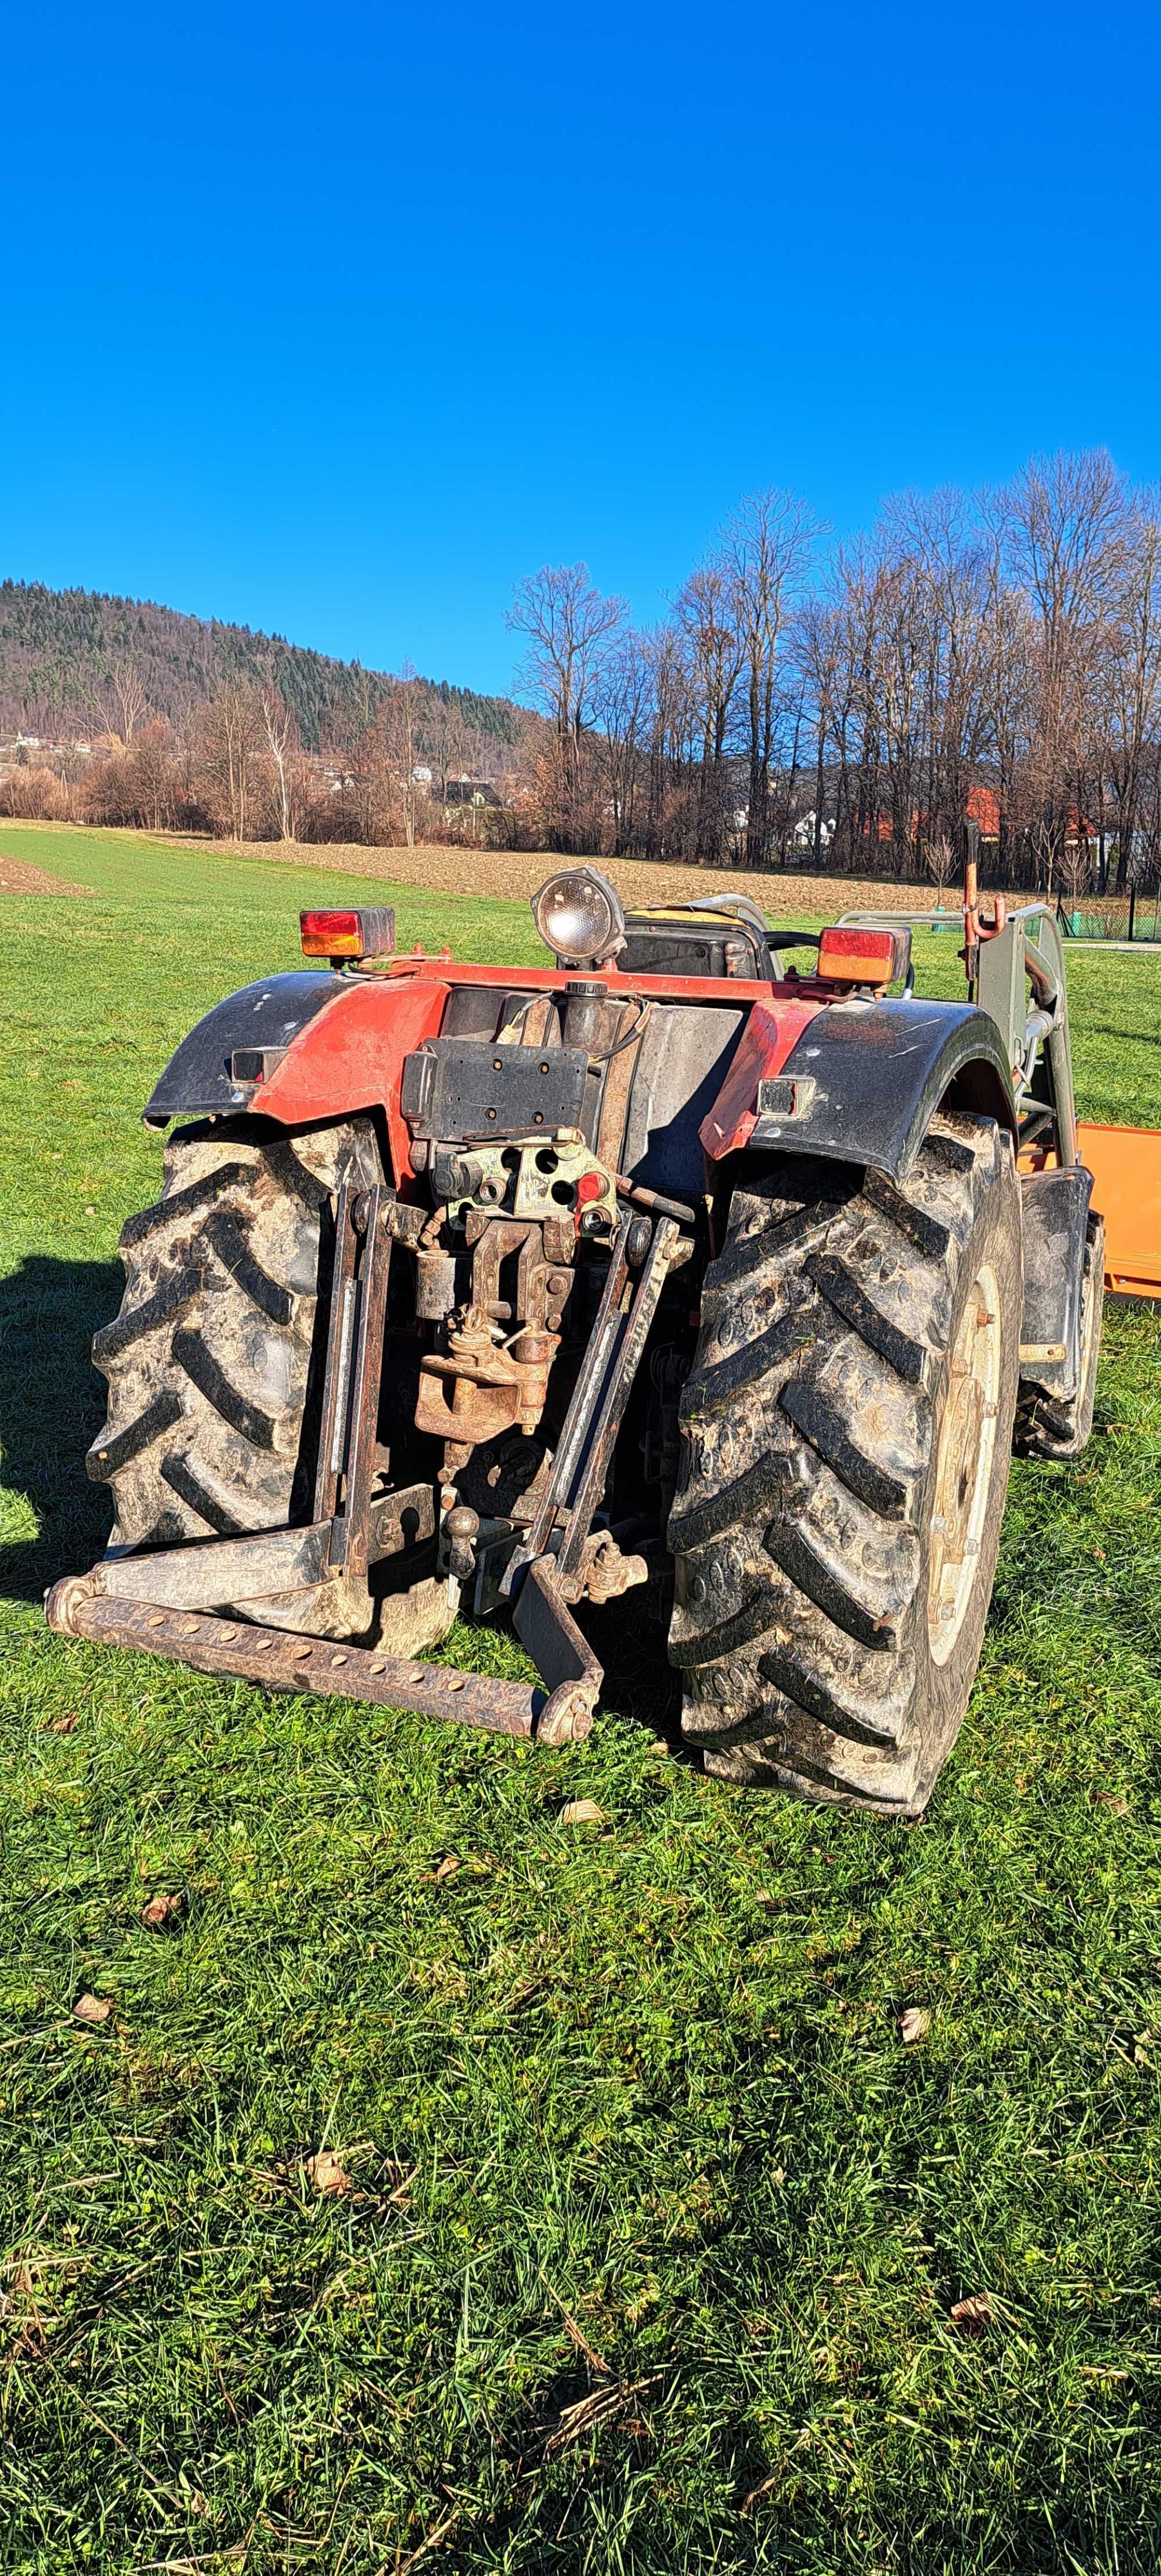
{"left": 580, "top": 1591, "right": 687, "bottom": 1749}
{"left": 0, "top": 1255, "right": 118, "bottom": 1606}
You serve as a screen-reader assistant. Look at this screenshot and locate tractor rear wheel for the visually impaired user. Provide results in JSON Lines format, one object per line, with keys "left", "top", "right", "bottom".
{"left": 88, "top": 1117, "right": 374, "bottom": 1549}
{"left": 668, "top": 1114, "right": 1022, "bottom": 1817}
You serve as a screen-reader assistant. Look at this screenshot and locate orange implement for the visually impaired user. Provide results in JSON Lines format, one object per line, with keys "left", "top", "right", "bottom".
{"left": 1078, "top": 1123, "right": 1161, "bottom": 1299}
{"left": 1021, "top": 1123, "right": 1161, "bottom": 1297}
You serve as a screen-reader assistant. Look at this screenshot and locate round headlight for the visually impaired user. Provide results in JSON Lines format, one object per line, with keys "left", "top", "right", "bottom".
{"left": 531, "top": 867, "right": 626, "bottom": 966}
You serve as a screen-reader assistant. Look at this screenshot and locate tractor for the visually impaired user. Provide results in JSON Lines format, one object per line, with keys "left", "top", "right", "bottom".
{"left": 46, "top": 841, "right": 1160, "bottom": 1817}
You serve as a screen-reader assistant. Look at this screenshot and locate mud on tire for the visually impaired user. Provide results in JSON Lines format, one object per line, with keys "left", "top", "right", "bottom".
{"left": 668, "top": 1114, "right": 1022, "bottom": 1817}
{"left": 88, "top": 1117, "right": 377, "bottom": 1548}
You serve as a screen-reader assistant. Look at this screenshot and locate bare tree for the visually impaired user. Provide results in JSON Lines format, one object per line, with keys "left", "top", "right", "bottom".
{"left": 199, "top": 683, "right": 264, "bottom": 842}
{"left": 507, "top": 564, "right": 625, "bottom": 847}
{"left": 381, "top": 666, "right": 424, "bottom": 847}
{"left": 592, "top": 627, "right": 654, "bottom": 855}
{"left": 1097, "top": 495, "right": 1161, "bottom": 890}
{"left": 923, "top": 832, "right": 957, "bottom": 902}
{"left": 492, "top": 460, "right": 1140, "bottom": 883}
{"left": 672, "top": 564, "right": 744, "bottom": 863}
{"left": 1001, "top": 449, "right": 1129, "bottom": 885}
{"left": 721, "top": 489, "right": 818, "bottom": 866}
{"left": 260, "top": 687, "right": 301, "bottom": 842}
{"left": 91, "top": 656, "right": 148, "bottom": 748}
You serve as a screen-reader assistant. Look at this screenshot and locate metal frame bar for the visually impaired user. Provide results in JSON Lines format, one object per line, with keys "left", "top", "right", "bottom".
{"left": 44, "top": 1585, "right": 562, "bottom": 1741}
{"left": 327, "top": 1184, "right": 391, "bottom": 1575}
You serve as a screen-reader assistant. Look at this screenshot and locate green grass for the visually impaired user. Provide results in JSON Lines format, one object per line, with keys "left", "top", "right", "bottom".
{"left": 1, "top": 822, "right": 1159, "bottom": 2575}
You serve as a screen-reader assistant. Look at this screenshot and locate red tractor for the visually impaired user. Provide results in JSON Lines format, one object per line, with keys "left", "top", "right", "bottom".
{"left": 48, "top": 851, "right": 1156, "bottom": 1815}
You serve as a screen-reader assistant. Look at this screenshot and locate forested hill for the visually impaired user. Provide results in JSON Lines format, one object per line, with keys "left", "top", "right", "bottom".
{"left": 0, "top": 580, "right": 522, "bottom": 755}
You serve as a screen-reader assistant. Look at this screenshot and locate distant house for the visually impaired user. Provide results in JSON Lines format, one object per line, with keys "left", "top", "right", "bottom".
{"left": 792, "top": 810, "right": 835, "bottom": 850}
{"left": 967, "top": 784, "right": 1000, "bottom": 841}
{"left": 445, "top": 777, "right": 500, "bottom": 809}
{"left": 858, "top": 787, "right": 1001, "bottom": 847}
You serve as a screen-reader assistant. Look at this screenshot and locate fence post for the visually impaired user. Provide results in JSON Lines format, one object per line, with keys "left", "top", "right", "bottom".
{"left": 1128, "top": 887, "right": 1137, "bottom": 943}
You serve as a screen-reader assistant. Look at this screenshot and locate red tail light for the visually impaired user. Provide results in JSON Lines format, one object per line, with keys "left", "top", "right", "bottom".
{"left": 817, "top": 925, "right": 910, "bottom": 987}
{"left": 300, "top": 905, "right": 396, "bottom": 960}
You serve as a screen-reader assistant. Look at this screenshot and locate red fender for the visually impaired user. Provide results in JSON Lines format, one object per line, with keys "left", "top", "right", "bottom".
{"left": 257, "top": 977, "right": 450, "bottom": 1184}
{"left": 699, "top": 1000, "right": 822, "bottom": 1159}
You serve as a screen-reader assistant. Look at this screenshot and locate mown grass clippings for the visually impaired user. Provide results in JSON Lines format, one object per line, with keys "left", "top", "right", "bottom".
{"left": 0, "top": 824, "right": 1159, "bottom": 2570}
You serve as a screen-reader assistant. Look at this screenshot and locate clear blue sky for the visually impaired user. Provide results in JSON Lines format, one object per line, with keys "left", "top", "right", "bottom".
{"left": 4, "top": 0, "right": 1159, "bottom": 699}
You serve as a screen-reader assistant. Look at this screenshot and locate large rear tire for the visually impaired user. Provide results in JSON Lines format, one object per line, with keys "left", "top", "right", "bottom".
{"left": 88, "top": 1117, "right": 376, "bottom": 1549}
{"left": 668, "top": 1114, "right": 1022, "bottom": 1817}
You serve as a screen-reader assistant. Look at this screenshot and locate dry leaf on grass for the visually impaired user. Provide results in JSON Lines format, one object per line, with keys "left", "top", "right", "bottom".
{"left": 949, "top": 2291, "right": 993, "bottom": 2332}
{"left": 540, "top": 2372, "right": 662, "bottom": 2455}
{"left": 303, "top": 2150, "right": 352, "bottom": 2196}
{"left": 420, "top": 1855, "right": 460, "bottom": 1884}
{"left": 561, "top": 1799, "right": 604, "bottom": 1826}
{"left": 49, "top": 1712, "right": 81, "bottom": 1735}
{"left": 140, "top": 1893, "right": 181, "bottom": 1928}
{"left": 72, "top": 1994, "right": 111, "bottom": 2025}
{"left": 1091, "top": 1790, "right": 1130, "bottom": 1816}
{"left": 899, "top": 2007, "right": 931, "bottom": 2045}
{"left": 739, "top": 2467, "right": 780, "bottom": 2514}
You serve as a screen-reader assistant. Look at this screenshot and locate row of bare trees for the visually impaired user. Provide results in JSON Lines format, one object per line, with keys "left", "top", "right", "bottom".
{"left": 507, "top": 451, "right": 1161, "bottom": 891}
{"left": 1, "top": 665, "right": 500, "bottom": 847}
{"left": 8, "top": 449, "right": 1161, "bottom": 894}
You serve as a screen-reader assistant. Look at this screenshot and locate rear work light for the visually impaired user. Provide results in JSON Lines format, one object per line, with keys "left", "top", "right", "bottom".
{"left": 817, "top": 924, "right": 911, "bottom": 988}
{"left": 300, "top": 905, "right": 396, "bottom": 962}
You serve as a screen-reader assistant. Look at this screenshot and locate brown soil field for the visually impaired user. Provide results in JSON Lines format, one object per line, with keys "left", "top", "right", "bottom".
{"left": 0, "top": 850, "right": 95, "bottom": 898}
{"left": 189, "top": 834, "right": 963, "bottom": 919}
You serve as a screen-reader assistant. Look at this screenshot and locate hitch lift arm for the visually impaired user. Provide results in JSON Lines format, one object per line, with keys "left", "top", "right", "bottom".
{"left": 47, "top": 1189, "right": 690, "bottom": 1748}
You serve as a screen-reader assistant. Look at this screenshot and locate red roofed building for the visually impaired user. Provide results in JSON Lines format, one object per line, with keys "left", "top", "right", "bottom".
{"left": 967, "top": 784, "right": 1000, "bottom": 840}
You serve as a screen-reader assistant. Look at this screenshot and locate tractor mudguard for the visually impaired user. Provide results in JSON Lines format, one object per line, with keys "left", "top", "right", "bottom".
{"left": 701, "top": 996, "right": 1015, "bottom": 1182}
{"left": 142, "top": 972, "right": 451, "bottom": 1183}
{"left": 144, "top": 972, "right": 341, "bottom": 1121}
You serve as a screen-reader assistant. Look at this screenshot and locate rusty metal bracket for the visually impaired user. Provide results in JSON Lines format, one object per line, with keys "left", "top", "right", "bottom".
{"left": 558, "top": 1217, "right": 679, "bottom": 1582}
{"left": 62, "top": 1482, "right": 438, "bottom": 1620}
{"left": 511, "top": 1556, "right": 603, "bottom": 1744}
{"left": 43, "top": 1582, "right": 591, "bottom": 1743}
{"left": 495, "top": 1208, "right": 684, "bottom": 1732}
{"left": 502, "top": 1211, "right": 680, "bottom": 1599}
{"left": 314, "top": 1179, "right": 392, "bottom": 1575}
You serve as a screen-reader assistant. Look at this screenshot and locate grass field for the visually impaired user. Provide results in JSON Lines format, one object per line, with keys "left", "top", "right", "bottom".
{"left": 1, "top": 823, "right": 1159, "bottom": 2575}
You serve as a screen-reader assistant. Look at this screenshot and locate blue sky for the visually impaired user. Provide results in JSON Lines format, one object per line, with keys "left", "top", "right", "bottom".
{"left": 3, "top": 0, "right": 1160, "bottom": 698}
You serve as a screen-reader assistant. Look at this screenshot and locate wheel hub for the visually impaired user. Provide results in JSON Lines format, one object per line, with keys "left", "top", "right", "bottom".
{"left": 928, "top": 1262, "right": 1002, "bottom": 1666}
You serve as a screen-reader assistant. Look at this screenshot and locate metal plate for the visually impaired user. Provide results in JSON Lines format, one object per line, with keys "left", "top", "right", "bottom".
{"left": 400, "top": 1038, "right": 589, "bottom": 1142}
{"left": 1019, "top": 1164, "right": 1093, "bottom": 1394}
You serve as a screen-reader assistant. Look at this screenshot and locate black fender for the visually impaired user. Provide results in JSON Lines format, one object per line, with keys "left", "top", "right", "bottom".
{"left": 142, "top": 972, "right": 341, "bottom": 1122}
{"left": 743, "top": 998, "right": 1016, "bottom": 1181}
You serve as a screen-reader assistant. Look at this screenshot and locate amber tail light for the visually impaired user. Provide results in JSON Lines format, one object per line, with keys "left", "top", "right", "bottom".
{"left": 300, "top": 905, "right": 396, "bottom": 961}
{"left": 817, "top": 925, "right": 911, "bottom": 987}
